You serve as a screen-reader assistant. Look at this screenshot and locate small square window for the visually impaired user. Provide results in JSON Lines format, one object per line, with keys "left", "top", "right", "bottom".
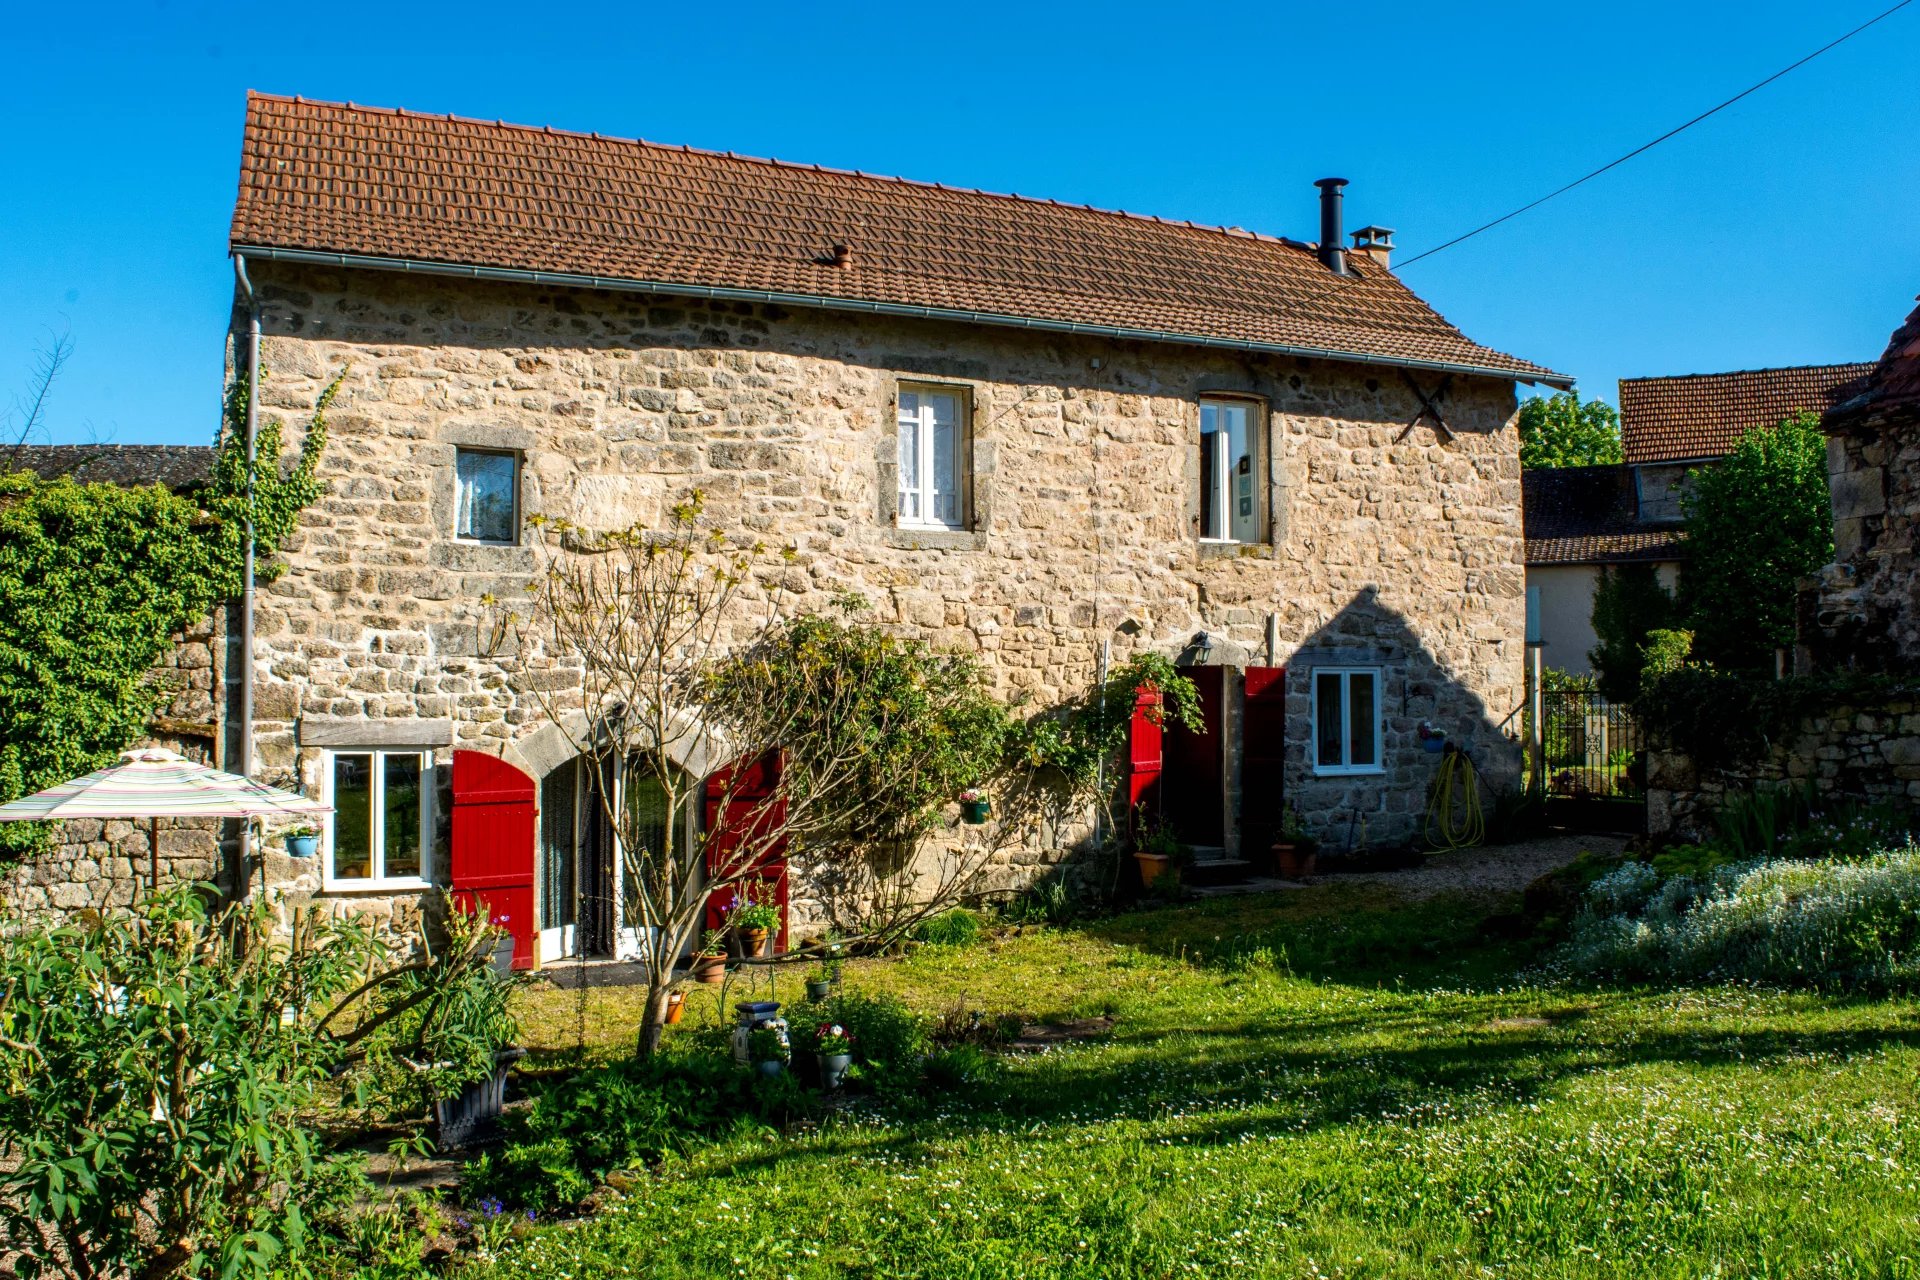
{"left": 454, "top": 449, "right": 519, "bottom": 544}
{"left": 1311, "top": 668, "right": 1383, "bottom": 775}
{"left": 897, "top": 385, "right": 968, "bottom": 531}
{"left": 1199, "top": 398, "right": 1261, "bottom": 543}
{"left": 324, "top": 749, "right": 433, "bottom": 888}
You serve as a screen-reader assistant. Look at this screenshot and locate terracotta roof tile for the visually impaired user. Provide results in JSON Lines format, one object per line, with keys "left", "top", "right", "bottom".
{"left": 1827, "top": 298, "right": 1920, "bottom": 428}
{"left": 1522, "top": 464, "right": 1685, "bottom": 566}
{"left": 1619, "top": 363, "right": 1874, "bottom": 464}
{"left": 228, "top": 94, "right": 1565, "bottom": 385}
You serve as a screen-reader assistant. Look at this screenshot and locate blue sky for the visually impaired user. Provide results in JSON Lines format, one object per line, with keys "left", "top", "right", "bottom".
{"left": 3, "top": 1, "right": 1916, "bottom": 446}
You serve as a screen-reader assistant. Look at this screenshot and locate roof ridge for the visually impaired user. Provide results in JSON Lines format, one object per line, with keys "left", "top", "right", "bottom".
{"left": 247, "top": 91, "right": 1321, "bottom": 254}
{"left": 1621, "top": 361, "right": 1877, "bottom": 385}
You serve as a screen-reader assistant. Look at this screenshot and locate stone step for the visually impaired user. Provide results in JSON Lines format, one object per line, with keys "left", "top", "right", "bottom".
{"left": 1184, "top": 857, "right": 1255, "bottom": 887}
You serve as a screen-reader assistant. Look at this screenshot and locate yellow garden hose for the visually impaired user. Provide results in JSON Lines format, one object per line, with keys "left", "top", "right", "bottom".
{"left": 1424, "top": 746, "right": 1485, "bottom": 850}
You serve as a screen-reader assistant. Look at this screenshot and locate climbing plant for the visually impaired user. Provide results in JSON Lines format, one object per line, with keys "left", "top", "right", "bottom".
{"left": 0, "top": 371, "right": 338, "bottom": 865}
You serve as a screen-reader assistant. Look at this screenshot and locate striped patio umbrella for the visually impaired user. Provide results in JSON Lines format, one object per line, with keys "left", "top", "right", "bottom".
{"left": 0, "top": 747, "right": 329, "bottom": 888}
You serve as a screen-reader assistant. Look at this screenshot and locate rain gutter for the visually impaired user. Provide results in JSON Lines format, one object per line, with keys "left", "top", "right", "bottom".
{"left": 230, "top": 244, "right": 1576, "bottom": 389}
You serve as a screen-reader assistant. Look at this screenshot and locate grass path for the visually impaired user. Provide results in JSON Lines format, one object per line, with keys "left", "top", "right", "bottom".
{"left": 486, "top": 880, "right": 1920, "bottom": 1279}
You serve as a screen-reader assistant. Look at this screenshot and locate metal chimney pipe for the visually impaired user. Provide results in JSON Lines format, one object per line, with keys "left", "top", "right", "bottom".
{"left": 1315, "top": 177, "right": 1349, "bottom": 275}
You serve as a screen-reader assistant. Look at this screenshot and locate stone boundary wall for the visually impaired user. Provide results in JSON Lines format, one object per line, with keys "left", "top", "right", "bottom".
{"left": 1647, "top": 694, "right": 1920, "bottom": 841}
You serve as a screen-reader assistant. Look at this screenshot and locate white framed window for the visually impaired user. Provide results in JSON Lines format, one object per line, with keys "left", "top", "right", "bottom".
{"left": 1311, "top": 667, "right": 1382, "bottom": 775}
{"left": 897, "top": 385, "right": 966, "bottom": 530}
{"left": 454, "top": 448, "right": 519, "bottom": 544}
{"left": 322, "top": 750, "right": 433, "bottom": 888}
{"left": 1199, "top": 398, "right": 1260, "bottom": 543}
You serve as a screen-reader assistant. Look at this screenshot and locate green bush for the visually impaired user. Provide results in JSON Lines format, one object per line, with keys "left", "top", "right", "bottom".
{"left": 1561, "top": 845, "right": 1920, "bottom": 990}
{"left": 784, "top": 991, "right": 926, "bottom": 1089}
{"left": 461, "top": 1138, "right": 591, "bottom": 1216}
{"left": 911, "top": 908, "right": 983, "bottom": 947}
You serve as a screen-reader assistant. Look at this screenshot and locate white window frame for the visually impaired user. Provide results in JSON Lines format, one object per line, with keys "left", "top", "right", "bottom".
{"left": 320, "top": 749, "right": 435, "bottom": 890}
{"left": 1198, "top": 396, "right": 1262, "bottom": 544}
{"left": 1310, "top": 667, "right": 1384, "bottom": 776}
{"left": 896, "top": 384, "right": 968, "bottom": 531}
{"left": 453, "top": 447, "right": 521, "bottom": 545}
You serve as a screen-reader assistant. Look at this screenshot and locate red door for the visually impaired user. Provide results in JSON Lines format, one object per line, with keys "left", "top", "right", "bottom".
{"left": 702, "top": 753, "right": 790, "bottom": 952}
{"left": 1243, "top": 666, "right": 1288, "bottom": 866}
{"left": 450, "top": 750, "right": 537, "bottom": 970}
{"left": 1127, "top": 686, "right": 1164, "bottom": 843}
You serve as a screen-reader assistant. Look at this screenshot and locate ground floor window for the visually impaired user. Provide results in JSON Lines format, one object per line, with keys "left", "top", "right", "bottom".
{"left": 1312, "top": 668, "right": 1382, "bottom": 775}
{"left": 324, "top": 749, "right": 432, "bottom": 887}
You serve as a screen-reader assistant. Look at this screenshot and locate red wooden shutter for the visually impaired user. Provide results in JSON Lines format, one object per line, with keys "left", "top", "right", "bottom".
{"left": 1127, "top": 686, "right": 1164, "bottom": 842}
{"left": 702, "top": 752, "right": 790, "bottom": 952}
{"left": 450, "top": 750, "right": 537, "bottom": 970}
{"left": 1243, "top": 666, "right": 1288, "bottom": 864}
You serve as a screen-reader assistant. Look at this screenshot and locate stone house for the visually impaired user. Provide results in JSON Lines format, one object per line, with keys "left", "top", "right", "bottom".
{"left": 33, "top": 93, "right": 1569, "bottom": 961}
{"left": 1523, "top": 363, "right": 1873, "bottom": 676}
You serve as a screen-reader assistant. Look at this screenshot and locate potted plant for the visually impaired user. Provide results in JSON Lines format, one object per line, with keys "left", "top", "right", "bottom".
{"left": 814, "top": 1021, "right": 855, "bottom": 1089}
{"left": 1133, "top": 820, "right": 1185, "bottom": 887}
{"left": 691, "top": 928, "right": 728, "bottom": 984}
{"left": 1271, "top": 805, "right": 1319, "bottom": 880}
{"left": 959, "top": 788, "right": 992, "bottom": 824}
{"left": 663, "top": 989, "right": 686, "bottom": 1024}
{"left": 727, "top": 882, "right": 781, "bottom": 957}
{"left": 283, "top": 825, "right": 319, "bottom": 858}
{"left": 748, "top": 1025, "right": 789, "bottom": 1077}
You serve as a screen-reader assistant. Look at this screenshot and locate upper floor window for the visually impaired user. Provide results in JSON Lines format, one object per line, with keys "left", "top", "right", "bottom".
{"left": 455, "top": 448, "right": 519, "bottom": 544}
{"left": 323, "top": 749, "right": 433, "bottom": 888}
{"left": 1199, "top": 398, "right": 1260, "bottom": 543}
{"left": 897, "top": 386, "right": 966, "bottom": 530}
{"left": 1312, "top": 667, "right": 1382, "bottom": 775}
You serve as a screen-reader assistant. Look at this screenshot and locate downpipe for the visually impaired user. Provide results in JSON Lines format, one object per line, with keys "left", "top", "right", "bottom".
{"left": 232, "top": 254, "right": 259, "bottom": 780}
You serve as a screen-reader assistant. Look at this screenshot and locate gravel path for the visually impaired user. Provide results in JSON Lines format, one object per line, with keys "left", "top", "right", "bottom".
{"left": 1337, "top": 832, "right": 1628, "bottom": 899}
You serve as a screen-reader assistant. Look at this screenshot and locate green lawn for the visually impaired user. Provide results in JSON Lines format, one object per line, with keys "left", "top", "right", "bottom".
{"left": 486, "top": 881, "right": 1920, "bottom": 1279}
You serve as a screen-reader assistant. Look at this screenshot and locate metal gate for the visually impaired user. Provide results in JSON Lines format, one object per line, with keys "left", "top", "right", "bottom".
{"left": 1537, "top": 690, "right": 1644, "bottom": 800}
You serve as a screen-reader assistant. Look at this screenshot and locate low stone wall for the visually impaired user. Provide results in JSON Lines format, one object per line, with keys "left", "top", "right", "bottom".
{"left": 1647, "top": 694, "right": 1920, "bottom": 841}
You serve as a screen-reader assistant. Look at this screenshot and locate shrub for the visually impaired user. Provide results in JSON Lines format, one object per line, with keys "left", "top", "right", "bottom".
{"left": 999, "top": 877, "right": 1077, "bottom": 925}
{"left": 911, "top": 908, "right": 983, "bottom": 947}
{"left": 784, "top": 991, "right": 926, "bottom": 1088}
{"left": 1589, "top": 565, "right": 1683, "bottom": 702}
{"left": 461, "top": 1137, "right": 591, "bottom": 1217}
{"left": 1561, "top": 845, "right": 1920, "bottom": 990}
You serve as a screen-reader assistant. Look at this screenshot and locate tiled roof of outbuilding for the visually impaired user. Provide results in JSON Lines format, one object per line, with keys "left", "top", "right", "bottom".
{"left": 1619, "top": 363, "right": 1874, "bottom": 464}
{"left": 6, "top": 445, "right": 215, "bottom": 492}
{"left": 228, "top": 93, "right": 1567, "bottom": 386}
{"left": 1522, "top": 464, "right": 1686, "bottom": 566}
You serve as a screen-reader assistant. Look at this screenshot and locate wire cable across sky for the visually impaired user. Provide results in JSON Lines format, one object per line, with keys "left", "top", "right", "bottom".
{"left": 1398, "top": 0, "right": 1915, "bottom": 269}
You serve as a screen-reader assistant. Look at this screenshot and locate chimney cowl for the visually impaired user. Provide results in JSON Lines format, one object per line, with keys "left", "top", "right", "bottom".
{"left": 1350, "top": 225, "right": 1395, "bottom": 269}
{"left": 829, "top": 243, "right": 853, "bottom": 268}
{"left": 1314, "top": 178, "right": 1349, "bottom": 276}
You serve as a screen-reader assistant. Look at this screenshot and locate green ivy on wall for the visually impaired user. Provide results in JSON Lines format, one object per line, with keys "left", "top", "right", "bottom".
{"left": 0, "top": 371, "right": 339, "bottom": 865}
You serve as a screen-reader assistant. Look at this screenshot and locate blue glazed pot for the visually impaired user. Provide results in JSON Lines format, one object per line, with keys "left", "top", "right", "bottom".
{"left": 286, "top": 833, "right": 319, "bottom": 858}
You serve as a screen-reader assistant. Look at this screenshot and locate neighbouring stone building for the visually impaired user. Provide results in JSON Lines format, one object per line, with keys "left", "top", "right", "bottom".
{"left": 1523, "top": 364, "right": 1872, "bottom": 676}
{"left": 15, "top": 93, "right": 1573, "bottom": 961}
{"left": 1647, "top": 300, "right": 1920, "bottom": 839}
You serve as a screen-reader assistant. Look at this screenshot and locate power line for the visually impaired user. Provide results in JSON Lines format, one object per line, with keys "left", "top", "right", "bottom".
{"left": 1398, "top": 0, "right": 1914, "bottom": 268}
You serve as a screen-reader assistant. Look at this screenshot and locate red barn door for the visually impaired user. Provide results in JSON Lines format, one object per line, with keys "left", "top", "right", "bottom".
{"left": 1127, "top": 686, "right": 1164, "bottom": 843}
{"left": 702, "top": 753, "right": 790, "bottom": 952}
{"left": 450, "top": 750, "right": 537, "bottom": 970}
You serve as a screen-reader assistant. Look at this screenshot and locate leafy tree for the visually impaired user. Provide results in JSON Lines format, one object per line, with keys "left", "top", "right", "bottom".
{"left": 0, "top": 884, "right": 510, "bottom": 1279}
{"left": 1680, "top": 412, "right": 1833, "bottom": 673}
{"left": 1588, "top": 563, "right": 1682, "bottom": 701}
{"left": 0, "top": 372, "right": 336, "bottom": 864}
{"left": 1518, "top": 392, "right": 1623, "bottom": 469}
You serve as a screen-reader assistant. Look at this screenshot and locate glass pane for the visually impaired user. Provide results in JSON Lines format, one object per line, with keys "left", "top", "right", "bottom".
{"left": 1200, "top": 428, "right": 1225, "bottom": 539}
{"left": 1226, "top": 403, "right": 1258, "bottom": 543}
{"left": 456, "top": 450, "right": 517, "bottom": 543}
{"left": 1315, "top": 673, "right": 1344, "bottom": 768}
{"left": 929, "top": 393, "right": 958, "bottom": 526}
{"left": 383, "top": 754, "right": 423, "bottom": 879}
{"left": 1348, "top": 675, "right": 1377, "bottom": 767}
{"left": 897, "top": 395, "right": 921, "bottom": 520}
{"left": 332, "top": 754, "right": 374, "bottom": 880}
{"left": 624, "top": 768, "right": 672, "bottom": 929}
{"left": 540, "top": 758, "right": 578, "bottom": 930}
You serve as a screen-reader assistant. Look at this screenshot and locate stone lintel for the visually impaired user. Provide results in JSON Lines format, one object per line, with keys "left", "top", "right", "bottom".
{"left": 298, "top": 717, "right": 455, "bottom": 748}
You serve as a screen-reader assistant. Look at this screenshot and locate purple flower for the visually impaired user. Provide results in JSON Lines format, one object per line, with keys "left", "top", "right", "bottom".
{"left": 479, "top": 1196, "right": 505, "bottom": 1218}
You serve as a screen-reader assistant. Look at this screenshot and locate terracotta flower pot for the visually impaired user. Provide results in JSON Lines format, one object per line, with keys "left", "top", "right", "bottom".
{"left": 692, "top": 953, "right": 727, "bottom": 984}
{"left": 1273, "top": 842, "right": 1318, "bottom": 880}
{"left": 738, "top": 927, "right": 770, "bottom": 957}
{"left": 1134, "top": 851, "right": 1172, "bottom": 887}
{"left": 664, "top": 990, "right": 686, "bottom": 1024}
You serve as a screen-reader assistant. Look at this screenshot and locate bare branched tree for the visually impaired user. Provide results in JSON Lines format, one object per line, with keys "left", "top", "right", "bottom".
{"left": 506, "top": 493, "right": 1046, "bottom": 1056}
{"left": 1, "top": 333, "right": 74, "bottom": 471}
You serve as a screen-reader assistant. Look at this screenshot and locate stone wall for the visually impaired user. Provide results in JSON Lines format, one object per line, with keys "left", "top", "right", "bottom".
{"left": 232, "top": 262, "right": 1528, "bottom": 938}
{"left": 1803, "top": 406, "right": 1920, "bottom": 672}
{"left": 2, "top": 614, "right": 232, "bottom": 916}
{"left": 1647, "top": 692, "right": 1920, "bottom": 841}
